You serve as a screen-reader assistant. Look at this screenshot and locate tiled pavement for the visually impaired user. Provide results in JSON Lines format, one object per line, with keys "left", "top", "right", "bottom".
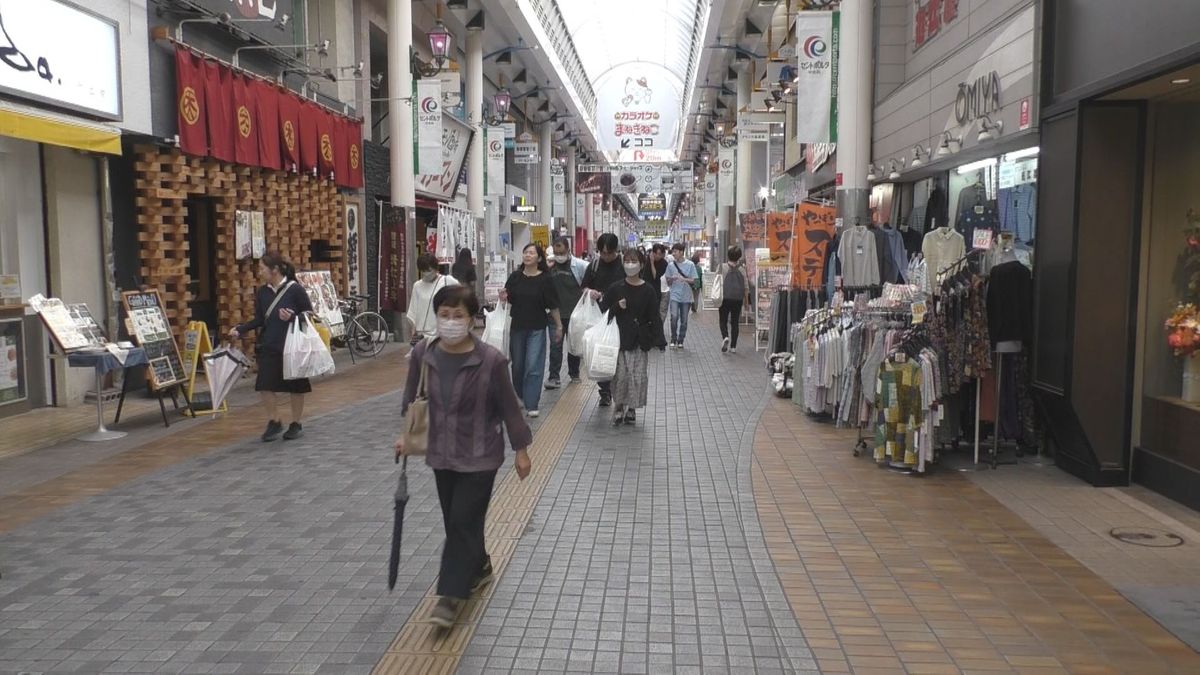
{"left": 2, "top": 314, "right": 1200, "bottom": 674}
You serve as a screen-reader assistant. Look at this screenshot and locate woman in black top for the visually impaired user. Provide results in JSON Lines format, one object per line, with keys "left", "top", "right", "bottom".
{"left": 599, "top": 248, "right": 665, "bottom": 426}
{"left": 451, "top": 248, "right": 477, "bottom": 288}
{"left": 498, "top": 243, "right": 562, "bottom": 417}
{"left": 229, "top": 253, "right": 315, "bottom": 442}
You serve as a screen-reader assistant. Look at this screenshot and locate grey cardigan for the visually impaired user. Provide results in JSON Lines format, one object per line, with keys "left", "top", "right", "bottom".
{"left": 401, "top": 337, "right": 532, "bottom": 472}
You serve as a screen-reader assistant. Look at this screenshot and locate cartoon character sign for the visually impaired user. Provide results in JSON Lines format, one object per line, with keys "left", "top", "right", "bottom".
{"left": 622, "top": 77, "right": 653, "bottom": 106}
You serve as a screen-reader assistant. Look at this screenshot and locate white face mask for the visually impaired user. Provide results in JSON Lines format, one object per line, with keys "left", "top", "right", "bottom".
{"left": 624, "top": 263, "right": 642, "bottom": 277}
{"left": 554, "top": 254, "right": 569, "bottom": 264}
{"left": 436, "top": 317, "right": 470, "bottom": 343}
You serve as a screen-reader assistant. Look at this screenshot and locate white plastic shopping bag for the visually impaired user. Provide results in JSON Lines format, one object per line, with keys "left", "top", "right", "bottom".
{"left": 283, "top": 314, "right": 335, "bottom": 379}
{"left": 567, "top": 293, "right": 603, "bottom": 356}
{"left": 708, "top": 273, "right": 724, "bottom": 302}
{"left": 585, "top": 312, "right": 620, "bottom": 381}
{"left": 482, "top": 302, "right": 511, "bottom": 354}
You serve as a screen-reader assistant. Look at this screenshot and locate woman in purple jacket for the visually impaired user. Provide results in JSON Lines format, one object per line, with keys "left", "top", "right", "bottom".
{"left": 395, "top": 285, "right": 532, "bottom": 628}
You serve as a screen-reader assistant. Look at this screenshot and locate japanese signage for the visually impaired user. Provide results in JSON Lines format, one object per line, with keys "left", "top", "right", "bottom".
{"left": 415, "top": 79, "right": 442, "bottom": 174}
{"left": 415, "top": 113, "right": 473, "bottom": 201}
{"left": 766, "top": 211, "right": 794, "bottom": 263}
{"left": 806, "top": 143, "right": 836, "bottom": 173}
{"left": 914, "top": 0, "right": 960, "bottom": 52}
{"left": 0, "top": 0, "right": 121, "bottom": 119}
{"left": 437, "top": 203, "right": 475, "bottom": 263}
{"left": 485, "top": 126, "right": 506, "bottom": 196}
{"left": 345, "top": 201, "right": 362, "bottom": 296}
{"left": 795, "top": 11, "right": 838, "bottom": 144}
{"left": 739, "top": 212, "right": 766, "bottom": 244}
{"left": 551, "top": 163, "right": 566, "bottom": 218}
{"left": 718, "top": 145, "right": 736, "bottom": 207}
{"left": 122, "top": 290, "right": 184, "bottom": 390}
{"left": 514, "top": 140, "right": 539, "bottom": 165}
{"left": 638, "top": 195, "right": 666, "bottom": 218}
{"left": 575, "top": 164, "right": 612, "bottom": 194}
{"left": 378, "top": 203, "right": 407, "bottom": 312}
{"left": 705, "top": 176, "right": 717, "bottom": 217}
{"left": 296, "top": 271, "right": 346, "bottom": 338}
{"left": 594, "top": 65, "right": 682, "bottom": 162}
{"left": 954, "top": 70, "right": 1001, "bottom": 126}
{"left": 792, "top": 203, "right": 837, "bottom": 289}
{"left": 611, "top": 163, "right": 661, "bottom": 195}
{"left": 530, "top": 224, "right": 550, "bottom": 250}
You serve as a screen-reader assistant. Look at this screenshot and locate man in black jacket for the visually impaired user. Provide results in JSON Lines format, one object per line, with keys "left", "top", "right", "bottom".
{"left": 581, "top": 233, "right": 624, "bottom": 407}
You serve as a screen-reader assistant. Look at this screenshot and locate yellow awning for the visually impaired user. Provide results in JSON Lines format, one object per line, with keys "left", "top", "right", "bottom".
{"left": 0, "top": 106, "right": 121, "bottom": 155}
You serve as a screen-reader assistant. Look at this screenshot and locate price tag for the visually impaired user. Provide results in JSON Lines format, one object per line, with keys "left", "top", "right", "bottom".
{"left": 911, "top": 300, "right": 927, "bottom": 324}
{"left": 972, "top": 228, "right": 994, "bottom": 250}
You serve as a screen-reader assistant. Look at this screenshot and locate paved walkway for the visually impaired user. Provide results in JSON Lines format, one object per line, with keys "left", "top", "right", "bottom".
{"left": 1, "top": 314, "right": 1198, "bottom": 674}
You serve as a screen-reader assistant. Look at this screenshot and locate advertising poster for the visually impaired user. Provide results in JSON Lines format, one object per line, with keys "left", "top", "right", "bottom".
{"left": 755, "top": 261, "right": 791, "bottom": 330}
{"left": 575, "top": 164, "right": 612, "bottom": 194}
{"left": 794, "top": 11, "right": 839, "bottom": 143}
{"left": 718, "top": 145, "right": 736, "bottom": 207}
{"left": 251, "top": 211, "right": 266, "bottom": 258}
{"left": 766, "top": 211, "right": 795, "bottom": 263}
{"left": 378, "top": 203, "right": 407, "bottom": 312}
{"left": 530, "top": 224, "right": 550, "bottom": 250}
{"left": 296, "top": 271, "right": 345, "bottom": 337}
{"left": 415, "top": 114, "right": 473, "bottom": 201}
{"left": 792, "top": 202, "right": 837, "bottom": 289}
{"left": 235, "top": 210, "right": 252, "bottom": 260}
{"left": 485, "top": 126, "right": 506, "bottom": 196}
{"left": 345, "top": 201, "right": 362, "bottom": 296}
{"left": 416, "top": 79, "right": 442, "bottom": 174}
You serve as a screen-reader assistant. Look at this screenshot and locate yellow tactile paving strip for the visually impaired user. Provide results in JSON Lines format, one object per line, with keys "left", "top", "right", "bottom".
{"left": 373, "top": 382, "right": 589, "bottom": 675}
{"left": 752, "top": 398, "right": 1200, "bottom": 674}
{"left": 0, "top": 349, "right": 411, "bottom": 534}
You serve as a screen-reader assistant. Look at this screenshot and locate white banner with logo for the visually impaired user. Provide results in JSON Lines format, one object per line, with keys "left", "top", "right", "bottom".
{"left": 794, "top": 11, "right": 838, "bottom": 143}
{"left": 705, "top": 176, "right": 718, "bottom": 217}
{"left": 485, "top": 126, "right": 506, "bottom": 196}
{"left": 416, "top": 79, "right": 442, "bottom": 174}
{"left": 551, "top": 164, "right": 566, "bottom": 219}
{"left": 718, "top": 146, "right": 736, "bottom": 208}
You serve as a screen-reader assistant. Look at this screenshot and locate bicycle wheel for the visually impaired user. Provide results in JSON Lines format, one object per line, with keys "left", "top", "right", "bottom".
{"left": 350, "top": 311, "right": 390, "bottom": 357}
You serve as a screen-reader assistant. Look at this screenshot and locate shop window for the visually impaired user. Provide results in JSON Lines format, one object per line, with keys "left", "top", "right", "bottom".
{"left": 948, "top": 150, "right": 1038, "bottom": 253}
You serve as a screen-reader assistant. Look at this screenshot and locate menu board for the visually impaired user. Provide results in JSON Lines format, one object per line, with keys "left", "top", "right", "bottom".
{"left": 121, "top": 289, "right": 184, "bottom": 390}
{"left": 28, "top": 295, "right": 106, "bottom": 352}
{"left": 295, "top": 271, "right": 346, "bottom": 338}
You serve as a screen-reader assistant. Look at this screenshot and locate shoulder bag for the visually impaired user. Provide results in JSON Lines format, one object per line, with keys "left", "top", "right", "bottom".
{"left": 401, "top": 345, "right": 433, "bottom": 456}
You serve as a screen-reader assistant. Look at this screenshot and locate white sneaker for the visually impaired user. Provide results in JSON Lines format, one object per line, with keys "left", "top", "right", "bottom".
{"left": 527, "top": 410, "right": 540, "bottom": 418}
{"left": 721, "top": 337, "right": 730, "bottom": 353}
{"left": 730, "top": 347, "right": 737, "bottom": 354}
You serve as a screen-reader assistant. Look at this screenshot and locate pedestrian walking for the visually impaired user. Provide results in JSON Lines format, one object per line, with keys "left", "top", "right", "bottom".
{"left": 395, "top": 285, "right": 532, "bottom": 628}
{"left": 648, "top": 243, "right": 669, "bottom": 322}
{"left": 717, "top": 246, "right": 750, "bottom": 354}
{"left": 499, "top": 243, "right": 562, "bottom": 418}
{"left": 689, "top": 252, "right": 704, "bottom": 313}
{"left": 407, "top": 254, "right": 459, "bottom": 345}
{"left": 546, "top": 237, "right": 587, "bottom": 389}
{"left": 228, "top": 252, "right": 314, "bottom": 442}
{"left": 599, "top": 247, "right": 665, "bottom": 426}
{"left": 664, "top": 243, "right": 697, "bottom": 349}
{"left": 451, "top": 248, "right": 477, "bottom": 288}
{"left": 581, "top": 233, "right": 625, "bottom": 408}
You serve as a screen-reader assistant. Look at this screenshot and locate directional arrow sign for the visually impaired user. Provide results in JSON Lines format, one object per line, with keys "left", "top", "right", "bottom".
{"left": 621, "top": 138, "right": 631, "bottom": 148}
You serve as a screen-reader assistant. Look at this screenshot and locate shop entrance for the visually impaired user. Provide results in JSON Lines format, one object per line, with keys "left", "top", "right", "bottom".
{"left": 185, "top": 198, "right": 219, "bottom": 330}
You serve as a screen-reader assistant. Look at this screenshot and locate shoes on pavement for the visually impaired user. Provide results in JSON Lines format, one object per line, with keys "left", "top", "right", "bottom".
{"left": 731, "top": 347, "right": 738, "bottom": 354}
{"left": 282, "top": 422, "right": 303, "bottom": 440}
{"left": 624, "top": 409, "right": 636, "bottom": 425}
{"left": 569, "top": 375, "right": 582, "bottom": 384}
{"left": 722, "top": 337, "right": 730, "bottom": 353}
{"left": 429, "top": 597, "right": 461, "bottom": 628}
{"left": 261, "top": 420, "right": 284, "bottom": 442}
{"left": 612, "top": 407, "right": 626, "bottom": 426}
{"left": 545, "top": 378, "right": 560, "bottom": 390}
{"left": 472, "top": 559, "right": 494, "bottom": 594}
{"left": 527, "top": 410, "right": 540, "bottom": 418}
{"left": 599, "top": 391, "right": 612, "bottom": 407}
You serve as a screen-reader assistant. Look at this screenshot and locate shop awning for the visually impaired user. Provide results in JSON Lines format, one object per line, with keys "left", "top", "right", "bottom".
{"left": 0, "top": 104, "right": 121, "bottom": 155}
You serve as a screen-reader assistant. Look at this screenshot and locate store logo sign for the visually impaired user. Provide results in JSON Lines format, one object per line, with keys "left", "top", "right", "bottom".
{"left": 914, "top": 0, "right": 959, "bottom": 51}
{"left": 320, "top": 132, "right": 333, "bottom": 162}
{"left": 231, "top": 0, "right": 278, "bottom": 20}
{"left": 283, "top": 120, "right": 296, "bottom": 151}
{"left": 801, "top": 35, "right": 827, "bottom": 59}
{"left": 180, "top": 87, "right": 200, "bottom": 125}
{"left": 420, "top": 96, "right": 438, "bottom": 114}
{"left": 349, "top": 143, "right": 360, "bottom": 169}
{"left": 955, "top": 70, "right": 1000, "bottom": 126}
{"left": 237, "top": 105, "right": 252, "bottom": 138}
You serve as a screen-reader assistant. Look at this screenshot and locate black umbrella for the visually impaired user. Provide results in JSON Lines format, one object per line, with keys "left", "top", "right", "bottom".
{"left": 387, "top": 455, "right": 409, "bottom": 591}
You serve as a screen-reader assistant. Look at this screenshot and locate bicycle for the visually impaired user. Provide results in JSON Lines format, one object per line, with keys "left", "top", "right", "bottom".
{"left": 333, "top": 295, "right": 390, "bottom": 360}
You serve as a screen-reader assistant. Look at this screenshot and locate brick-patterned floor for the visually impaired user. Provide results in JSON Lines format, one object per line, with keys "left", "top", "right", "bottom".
{"left": 752, "top": 398, "right": 1200, "bottom": 674}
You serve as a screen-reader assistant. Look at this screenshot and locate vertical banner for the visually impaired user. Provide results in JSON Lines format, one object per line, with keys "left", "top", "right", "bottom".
{"left": 551, "top": 164, "right": 566, "bottom": 220}
{"left": 485, "top": 126, "right": 506, "bottom": 196}
{"left": 174, "top": 50, "right": 207, "bottom": 157}
{"left": 766, "top": 211, "right": 795, "bottom": 262}
{"left": 792, "top": 202, "right": 837, "bottom": 289}
{"left": 345, "top": 200, "right": 361, "bottom": 295}
{"left": 298, "top": 101, "right": 320, "bottom": 174}
{"left": 203, "top": 60, "right": 235, "bottom": 162}
{"left": 794, "top": 11, "right": 837, "bottom": 143}
{"left": 346, "top": 121, "right": 364, "bottom": 188}
{"left": 231, "top": 72, "right": 259, "bottom": 166}
{"left": 705, "top": 176, "right": 717, "bottom": 217}
{"left": 379, "top": 203, "right": 407, "bottom": 312}
{"left": 253, "top": 79, "right": 282, "bottom": 171}
{"left": 277, "top": 91, "right": 300, "bottom": 172}
{"left": 317, "top": 109, "right": 336, "bottom": 179}
{"left": 718, "top": 145, "right": 736, "bottom": 208}
{"left": 416, "top": 79, "right": 442, "bottom": 175}
{"left": 333, "top": 116, "right": 350, "bottom": 185}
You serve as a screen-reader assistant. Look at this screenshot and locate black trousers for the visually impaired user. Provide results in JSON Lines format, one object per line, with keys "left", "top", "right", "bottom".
{"left": 718, "top": 300, "right": 744, "bottom": 348}
{"left": 434, "top": 468, "right": 498, "bottom": 599}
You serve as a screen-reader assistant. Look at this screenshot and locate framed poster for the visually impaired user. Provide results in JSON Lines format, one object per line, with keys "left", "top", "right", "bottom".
{"left": 344, "top": 199, "right": 363, "bottom": 296}
{"left": 296, "top": 271, "right": 346, "bottom": 337}
{"left": 28, "top": 294, "right": 105, "bottom": 352}
{"left": 251, "top": 211, "right": 266, "bottom": 259}
{"left": 235, "top": 210, "right": 253, "bottom": 260}
{"left": 415, "top": 114, "right": 474, "bottom": 201}
{"left": 121, "top": 289, "right": 185, "bottom": 390}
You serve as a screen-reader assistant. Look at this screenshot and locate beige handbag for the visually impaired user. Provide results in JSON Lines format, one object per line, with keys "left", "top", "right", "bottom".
{"left": 401, "top": 359, "right": 430, "bottom": 456}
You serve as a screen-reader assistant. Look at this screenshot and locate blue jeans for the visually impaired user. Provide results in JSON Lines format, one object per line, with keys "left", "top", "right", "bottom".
{"left": 510, "top": 328, "right": 547, "bottom": 410}
{"left": 670, "top": 300, "right": 692, "bottom": 344}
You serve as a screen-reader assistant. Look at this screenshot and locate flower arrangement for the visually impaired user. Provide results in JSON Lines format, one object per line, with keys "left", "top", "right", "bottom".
{"left": 1165, "top": 303, "right": 1200, "bottom": 358}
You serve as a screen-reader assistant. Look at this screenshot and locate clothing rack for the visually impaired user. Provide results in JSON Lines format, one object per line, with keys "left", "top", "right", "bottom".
{"left": 848, "top": 306, "right": 913, "bottom": 459}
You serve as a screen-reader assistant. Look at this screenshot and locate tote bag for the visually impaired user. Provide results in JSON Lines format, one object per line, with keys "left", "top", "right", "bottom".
{"left": 401, "top": 356, "right": 430, "bottom": 456}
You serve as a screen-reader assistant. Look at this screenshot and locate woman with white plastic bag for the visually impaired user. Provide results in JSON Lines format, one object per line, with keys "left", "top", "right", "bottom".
{"left": 228, "top": 253, "right": 315, "bottom": 442}
{"left": 482, "top": 301, "right": 511, "bottom": 354}
{"left": 283, "top": 314, "right": 335, "bottom": 380}
{"left": 598, "top": 247, "right": 665, "bottom": 426}
{"left": 567, "top": 293, "right": 602, "bottom": 357}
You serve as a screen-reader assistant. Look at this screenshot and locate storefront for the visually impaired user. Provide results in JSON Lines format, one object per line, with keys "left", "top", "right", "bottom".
{"left": 1036, "top": 0, "right": 1200, "bottom": 506}
{"left": 0, "top": 0, "right": 153, "bottom": 416}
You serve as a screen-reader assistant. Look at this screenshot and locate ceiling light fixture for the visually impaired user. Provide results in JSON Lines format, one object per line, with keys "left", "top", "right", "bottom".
{"left": 888, "top": 160, "right": 902, "bottom": 180}
{"left": 911, "top": 144, "right": 926, "bottom": 168}
{"left": 935, "top": 131, "right": 961, "bottom": 157}
{"left": 866, "top": 164, "right": 877, "bottom": 181}
{"left": 977, "top": 115, "right": 1003, "bottom": 142}
{"left": 956, "top": 157, "right": 998, "bottom": 174}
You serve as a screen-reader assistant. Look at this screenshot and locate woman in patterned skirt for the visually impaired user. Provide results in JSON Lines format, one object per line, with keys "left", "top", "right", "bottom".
{"left": 599, "top": 247, "right": 666, "bottom": 426}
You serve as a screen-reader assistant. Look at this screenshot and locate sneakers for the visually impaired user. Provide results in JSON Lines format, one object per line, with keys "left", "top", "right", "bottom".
{"left": 527, "top": 410, "right": 540, "bottom": 418}
{"left": 261, "top": 420, "right": 284, "bottom": 442}
{"left": 731, "top": 347, "right": 738, "bottom": 354}
{"left": 569, "top": 375, "right": 582, "bottom": 384}
{"left": 545, "top": 378, "right": 561, "bottom": 390}
{"left": 472, "top": 559, "right": 495, "bottom": 593}
{"left": 722, "top": 337, "right": 730, "bottom": 353}
{"left": 429, "top": 597, "right": 461, "bottom": 628}
{"left": 599, "top": 391, "right": 613, "bottom": 407}
{"left": 612, "top": 407, "right": 626, "bottom": 426}
{"left": 282, "top": 422, "right": 304, "bottom": 440}
{"left": 624, "top": 409, "right": 636, "bottom": 426}
{"left": 668, "top": 342, "right": 678, "bottom": 349}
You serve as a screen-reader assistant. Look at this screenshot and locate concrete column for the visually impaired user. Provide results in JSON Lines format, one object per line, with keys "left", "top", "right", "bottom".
{"left": 386, "top": 0, "right": 414, "bottom": 208}
{"left": 466, "top": 29, "right": 484, "bottom": 222}
{"left": 835, "top": 0, "right": 873, "bottom": 226}
{"left": 736, "top": 68, "right": 753, "bottom": 216}
{"left": 539, "top": 122, "right": 553, "bottom": 226}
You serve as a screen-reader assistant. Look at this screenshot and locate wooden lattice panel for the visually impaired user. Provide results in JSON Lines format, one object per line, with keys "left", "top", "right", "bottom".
{"left": 133, "top": 145, "right": 346, "bottom": 343}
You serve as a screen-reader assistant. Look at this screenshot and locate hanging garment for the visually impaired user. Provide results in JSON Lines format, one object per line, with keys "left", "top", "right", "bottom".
{"left": 986, "top": 260, "right": 1033, "bottom": 347}
{"left": 997, "top": 183, "right": 1038, "bottom": 245}
{"left": 838, "top": 226, "right": 882, "bottom": 288}
{"left": 921, "top": 228, "right": 966, "bottom": 294}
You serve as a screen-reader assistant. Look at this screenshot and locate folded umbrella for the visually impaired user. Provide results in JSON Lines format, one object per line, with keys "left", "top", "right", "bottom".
{"left": 388, "top": 455, "right": 409, "bottom": 591}
{"left": 203, "top": 345, "right": 250, "bottom": 412}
